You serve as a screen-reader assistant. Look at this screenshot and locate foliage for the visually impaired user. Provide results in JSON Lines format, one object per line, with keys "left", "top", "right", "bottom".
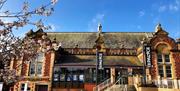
{"left": 0, "top": 0, "right": 58, "bottom": 84}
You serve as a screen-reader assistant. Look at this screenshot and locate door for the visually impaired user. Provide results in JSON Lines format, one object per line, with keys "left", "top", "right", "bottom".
{"left": 35, "top": 85, "right": 48, "bottom": 91}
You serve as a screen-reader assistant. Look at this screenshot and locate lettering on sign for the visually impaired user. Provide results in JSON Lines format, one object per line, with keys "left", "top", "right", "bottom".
{"left": 98, "top": 52, "right": 103, "bottom": 69}
{"left": 145, "top": 46, "right": 152, "bottom": 67}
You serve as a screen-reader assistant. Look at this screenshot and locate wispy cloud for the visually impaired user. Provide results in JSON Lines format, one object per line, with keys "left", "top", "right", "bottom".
{"left": 158, "top": 5, "right": 167, "bottom": 12}
{"left": 45, "top": 23, "right": 59, "bottom": 32}
{"left": 88, "top": 13, "right": 105, "bottom": 32}
{"left": 138, "top": 11, "right": 145, "bottom": 17}
{"left": 157, "top": 0, "right": 179, "bottom": 13}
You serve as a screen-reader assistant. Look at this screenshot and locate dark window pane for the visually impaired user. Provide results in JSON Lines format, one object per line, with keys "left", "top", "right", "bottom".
{"left": 60, "top": 74, "right": 66, "bottom": 81}
{"left": 66, "top": 74, "right": 72, "bottom": 81}
{"left": 158, "top": 66, "right": 164, "bottom": 77}
{"left": 54, "top": 74, "right": 59, "bottom": 81}
{"left": 166, "top": 66, "right": 172, "bottom": 77}
{"left": 30, "top": 63, "right": 35, "bottom": 75}
{"left": 165, "top": 55, "right": 170, "bottom": 62}
{"left": 37, "top": 63, "right": 42, "bottom": 75}
{"left": 21, "top": 84, "right": 25, "bottom": 90}
{"left": 167, "top": 74, "right": 172, "bottom": 77}
{"left": 158, "top": 54, "right": 162, "bottom": 62}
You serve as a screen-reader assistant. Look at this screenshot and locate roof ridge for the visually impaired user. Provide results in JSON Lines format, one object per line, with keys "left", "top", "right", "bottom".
{"left": 47, "top": 32, "right": 155, "bottom": 33}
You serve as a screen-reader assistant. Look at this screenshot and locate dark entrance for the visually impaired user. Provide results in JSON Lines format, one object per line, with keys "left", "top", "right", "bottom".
{"left": 115, "top": 68, "right": 128, "bottom": 84}
{"left": 35, "top": 85, "right": 48, "bottom": 91}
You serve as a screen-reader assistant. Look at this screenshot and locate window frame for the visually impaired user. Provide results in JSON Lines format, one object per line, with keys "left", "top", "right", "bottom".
{"left": 29, "top": 52, "right": 44, "bottom": 77}
{"left": 157, "top": 54, "right": 172, "bottom": 78}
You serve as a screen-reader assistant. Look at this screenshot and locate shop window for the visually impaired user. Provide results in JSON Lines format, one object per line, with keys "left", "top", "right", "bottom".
{"left": 79, "top": 74, "right": 84, "bottom": 82}
{"left": 60, "top": 74, "right": 65, "bottom": 81}
{"left": 29, "top": 53, "right": 44, "bottom": 76}
{"left": 52, "top": 68, "right": 110, "bottom": 88}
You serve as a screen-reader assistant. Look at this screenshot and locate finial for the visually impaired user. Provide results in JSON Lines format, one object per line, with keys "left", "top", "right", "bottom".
{"left": 98, "top": 23, "right": 102, "bottom": 34}
{"left": 155, "top": 23, "right": 163, "bottom": 32}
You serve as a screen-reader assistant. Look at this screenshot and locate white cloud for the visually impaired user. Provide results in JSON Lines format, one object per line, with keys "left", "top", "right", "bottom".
{"left": 169, "top": 4, "right": 179, "bottom": 11}
{"left": 158, "top": 5, "right": 167, "bottom": 12}
{"left": 139, "top": 11, "right": 145, "bottom": 17}
{"left": 88, "top": 13, "right": 105, "bottom": 32}
{"left": 157, "top": 0, "right": 179, "bottom": 13}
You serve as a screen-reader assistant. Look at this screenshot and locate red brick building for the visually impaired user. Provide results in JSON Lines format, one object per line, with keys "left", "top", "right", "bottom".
{"left": 9, "top": 24, "right": 180, "bottom": 91}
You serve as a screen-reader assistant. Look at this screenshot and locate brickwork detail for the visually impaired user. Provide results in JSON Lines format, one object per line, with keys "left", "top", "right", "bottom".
{"left": 173, "top": 53, "right": 180, "bottom": 78}
{"left": 21, "top": 62, "right": 27, "bottom": 76}
{"left": 151, "top": 35, "right": 177, "bottom": 50}
{"left": 44, "top": 52, "right": 51, "bottom": 76}
{"left": 150, "top": 52, "right": 157, "bottom": 79}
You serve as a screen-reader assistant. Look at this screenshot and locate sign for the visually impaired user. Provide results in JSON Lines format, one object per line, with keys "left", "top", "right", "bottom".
{"left": 97, "top": 52, "right": 103, "bottom": 69}
{"left": 144, "top": 46, "right": 152, "bottom": 67}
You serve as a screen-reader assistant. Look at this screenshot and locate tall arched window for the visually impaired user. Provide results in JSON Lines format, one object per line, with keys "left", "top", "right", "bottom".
{"left": 157, "top": 44, "right": 172, "bottom": 78}
{"left": 29, "top": 52, "right": 44, "bottom": 76}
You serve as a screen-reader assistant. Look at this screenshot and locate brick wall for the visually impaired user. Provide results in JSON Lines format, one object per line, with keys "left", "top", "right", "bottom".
{"left": 44, "top": 52, "right": 51, "bottom": 76}
{"left": 173, "top": 53, "right": 180, "bottom": 79}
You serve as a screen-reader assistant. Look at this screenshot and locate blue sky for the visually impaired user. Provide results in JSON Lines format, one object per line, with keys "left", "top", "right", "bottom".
{"left": 1, "top": 0, "right": 180, "bottom": 39}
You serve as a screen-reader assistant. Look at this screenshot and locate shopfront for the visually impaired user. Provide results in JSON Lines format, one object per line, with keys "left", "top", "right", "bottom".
{"left": 52, "top": 67, "right": 111, "bottom": 89}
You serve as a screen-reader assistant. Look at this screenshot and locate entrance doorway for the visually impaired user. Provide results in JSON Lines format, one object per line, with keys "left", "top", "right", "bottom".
{"left": 35, "top": 85, "right": 48, "bottom": 91}
{"left": 115, "top": 68, "right": 128, "bottom": 84}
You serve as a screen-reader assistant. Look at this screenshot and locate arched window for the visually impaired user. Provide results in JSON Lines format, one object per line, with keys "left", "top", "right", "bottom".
{"left": 157, "top": 44, "right": 172, "bottom": 78}
{"left": 29, "top": 52, "right": 44, "bottom": 76}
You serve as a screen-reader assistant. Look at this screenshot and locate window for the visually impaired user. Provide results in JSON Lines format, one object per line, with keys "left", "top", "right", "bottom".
{"left": 52, "top": 68, "right": 110, "bottom": 88}
{"left": 157, "top": 54, "right": 172, "bottom": 78}
{"left": 158, "top": 66, "right": 164, "bottom": 77}
{"left": 29, "top": 53, "right": 44, "bottom": 76}
{"left": 166, "top": 66, "right": 172, "bottom": 77}
{"left": 165, "top": 55, "right": 170, "bottom": 62}
{"left": 21, "top": 83, "right": 30, "bottom": 91}
{"left": 157, "top": 54, "right": 162, "bottom": 63}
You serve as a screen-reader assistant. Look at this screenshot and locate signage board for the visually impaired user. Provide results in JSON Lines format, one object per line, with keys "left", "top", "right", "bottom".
{"left": 144, "top": 46, "right": 152, "bottom": 67}
{"left": 97, "top": 52, "right": 103, "bottom": 69}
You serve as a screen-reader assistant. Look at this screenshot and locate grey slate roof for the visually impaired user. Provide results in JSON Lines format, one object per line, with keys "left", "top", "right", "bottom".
{"left": 47, "top": 32, "right": 154, "bottom": 48}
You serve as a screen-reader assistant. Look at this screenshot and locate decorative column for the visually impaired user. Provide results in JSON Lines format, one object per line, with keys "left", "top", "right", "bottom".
{"left": 111, "top": 68, "right": 115, "bottom": 83}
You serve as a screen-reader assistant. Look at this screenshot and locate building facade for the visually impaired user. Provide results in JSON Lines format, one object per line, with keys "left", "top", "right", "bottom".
{"left": 9, "top": 24, "right": 180, "bottom": 91}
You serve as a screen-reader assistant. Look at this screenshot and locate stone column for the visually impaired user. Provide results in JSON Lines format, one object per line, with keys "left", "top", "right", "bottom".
{"left": 128, "top": 68, "right": 133, "bottom": 85}
{"left": 111, "top": 68, "right": 115, "bottom": 83}
{"left": 173, "top": 78, "right": 179, "bottom": 89}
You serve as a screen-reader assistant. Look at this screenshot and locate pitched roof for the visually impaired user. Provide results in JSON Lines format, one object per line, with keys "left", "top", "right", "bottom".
{"left": 47, "top": 32, "right": 154, "bottom": 48}
{"left": 55, "top": 55, "right": 143, "bottom": 67}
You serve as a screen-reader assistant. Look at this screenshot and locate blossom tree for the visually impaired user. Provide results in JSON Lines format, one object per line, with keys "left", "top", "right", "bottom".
{"left": 0, "top": 0, "right": 58, "bottom": 85}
